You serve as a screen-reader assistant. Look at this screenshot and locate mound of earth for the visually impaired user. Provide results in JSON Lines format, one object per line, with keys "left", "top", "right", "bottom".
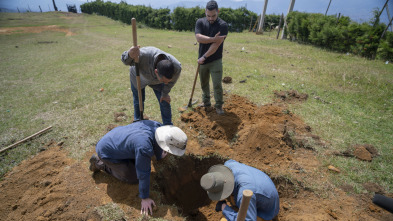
{"left": 0, "top": 94, "right": 392, "bottom": 221}
{"left": 329, "top": 144, "right": 379, "bottom": 162}
{"left": 274, "top": 90, "right": 308, "bottom": 102}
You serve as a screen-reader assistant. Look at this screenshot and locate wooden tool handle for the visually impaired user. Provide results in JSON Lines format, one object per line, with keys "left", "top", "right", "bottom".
{"left": 188, "top": 64, "right": 200, "bottom": 107}
{"left": 0, "top": 126, "right": 52, "bottom": 154}
{"left": 131, "top": 18, "right": 139, "bottom": 63}
{"left": 131, "top": 18, "right": 137, "bottom": 46}
{"left": 236, "top": 190, "right": 253, "bottom": 221}
{"left": 131, "top": 18, "right": 143, "bottom": 119}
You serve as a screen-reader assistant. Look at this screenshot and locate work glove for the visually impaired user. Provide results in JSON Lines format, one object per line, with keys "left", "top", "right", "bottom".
{"left": 215, "top": 200, "right": 226, "bottom": 212}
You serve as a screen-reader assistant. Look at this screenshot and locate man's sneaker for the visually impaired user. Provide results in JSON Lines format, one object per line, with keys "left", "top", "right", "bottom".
{"left": 198, "top": 102, "right": 211, "bottom": 108}
{"left": 89, "top": 154, "right": 100, "bottom": 172}
{"left": 216, "top": 107, "right": 224, "bottom": 115}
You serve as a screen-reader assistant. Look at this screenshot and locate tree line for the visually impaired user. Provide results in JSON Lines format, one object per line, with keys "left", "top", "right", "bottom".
{"left": 80, "top": 1, "right": 392, "bottom": 61}
{"left": 286, "top": 11, "right": 393, "bottom": 61}
{"left": 80, "top": 0, "right": 281, "bottom": 32}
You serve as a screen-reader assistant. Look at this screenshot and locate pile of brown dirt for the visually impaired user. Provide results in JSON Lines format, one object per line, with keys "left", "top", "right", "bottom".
{"left": 353, "top": 144, "right": 379, "bottom": 161}
{"left": 274, "top": 90, "right": 308, "bottom": 102}
{"left": 0, "top": 94, "right": 392, "bottom": 221}
{"left": 329, "top": 144, "right": 379, "bottom": 162}
{"left": 0, "top": 144, "right": 183, "bottom": 221}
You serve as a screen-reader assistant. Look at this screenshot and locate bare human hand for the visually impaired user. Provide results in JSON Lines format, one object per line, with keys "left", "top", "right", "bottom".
{"left": 213, "top": 32, "right": 226, "bottom": 43}
{"left": 141, "top": 198, "right": 156, "bottom": 216}
{"left": 198, "top": 56, "right": 206, "bottom": 65}
{"left": 160, "top": 94, "right": 171, "bottom": 103}
{"left": 128, "top": 45, "right": 140, "bottom": 60}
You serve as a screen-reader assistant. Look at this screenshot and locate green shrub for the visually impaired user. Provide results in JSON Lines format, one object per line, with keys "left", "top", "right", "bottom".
{"left": 172, "top": 6, "right": 204, "bottom": 31}
{"left": 286, "top": 11, "right": 389, "bottom": 60}
{"left": 377, "top": 31, "right": 393, "bottom": 61}
{"left": 81, "top": 1, "right": 257, "bottom": 32}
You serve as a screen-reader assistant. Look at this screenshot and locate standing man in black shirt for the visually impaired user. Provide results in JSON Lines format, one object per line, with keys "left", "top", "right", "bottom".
{"left": 195, "top": 0, "right": 228, "bottom": 115}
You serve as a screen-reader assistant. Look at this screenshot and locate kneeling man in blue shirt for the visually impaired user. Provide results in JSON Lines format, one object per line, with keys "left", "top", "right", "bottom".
{"left": 200, "top": 160, "right": 280, "bottom": 221}
{"left": 89, "top": 120, "right": 187, "bottom": 216}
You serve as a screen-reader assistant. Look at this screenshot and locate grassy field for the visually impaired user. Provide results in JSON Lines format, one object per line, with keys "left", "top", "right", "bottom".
{"left": 0, "top": 12, "right": 392, "bottom": 193}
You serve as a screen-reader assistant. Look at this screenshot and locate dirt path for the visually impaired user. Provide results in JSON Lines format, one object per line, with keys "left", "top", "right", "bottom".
{"left": 0, "top": 25, "right": 75, "bottom": 36}
{"left": 0, "top": 94, "right": 391, "bottom": 220}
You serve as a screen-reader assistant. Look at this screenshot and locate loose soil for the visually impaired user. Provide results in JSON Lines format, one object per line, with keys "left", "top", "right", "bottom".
{"left": 273, "top": 90, "right": 309, "bottom": 103}
{"left": 1, "top": 94, "right": 392, "bottom": 221}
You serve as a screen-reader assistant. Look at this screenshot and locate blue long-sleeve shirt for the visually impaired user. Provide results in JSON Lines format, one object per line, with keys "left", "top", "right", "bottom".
{"left": 223, "top": 160, "right": 280, "bottom": 221}
{"left": 95, "top": 120, "right": 163, "bottom": 199}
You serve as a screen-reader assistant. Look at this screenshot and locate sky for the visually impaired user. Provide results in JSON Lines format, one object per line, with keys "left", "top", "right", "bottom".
{"left": 0, "top": 0, "right": 392, "bottom": 25}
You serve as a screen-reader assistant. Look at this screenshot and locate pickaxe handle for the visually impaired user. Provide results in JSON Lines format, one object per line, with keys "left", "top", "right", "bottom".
{"left": 188, "top": 64, "right": 200, "bottom": 107}
{"left": 131, "top": 18, "right": 143, "bottom": 120}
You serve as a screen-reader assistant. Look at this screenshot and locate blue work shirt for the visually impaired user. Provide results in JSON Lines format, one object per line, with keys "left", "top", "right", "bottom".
{"left": 96, "top": 120, "right": 163, "bottom": 199}
{"left": 223, "top": 160, "right": 280, "bottom": 221}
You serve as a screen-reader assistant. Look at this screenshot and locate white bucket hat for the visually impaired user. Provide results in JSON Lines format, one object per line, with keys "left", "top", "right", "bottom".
{"left": 200, "top": 164, "right": 235, "bottom": 201}
{"left": 155, "top": 125, "right": 187, "bottom": 156}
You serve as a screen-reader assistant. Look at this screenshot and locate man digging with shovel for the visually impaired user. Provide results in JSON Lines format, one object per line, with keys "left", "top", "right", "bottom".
{"left": 121, "top": 46, "right": 181, "bottom": 125}
{"left": 89, "top": 120, "right": 188, "bottom": 216}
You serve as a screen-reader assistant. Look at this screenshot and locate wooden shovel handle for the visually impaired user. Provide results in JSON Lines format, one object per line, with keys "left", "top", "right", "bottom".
{"left": 188, "top": 64, "right": 200, "bottom": 107}
{"left": 131, "top": 18, "right": 139, "bottom": 63}
{"left": 236, "top": 190, "right": 253, "bottom": 221}
{"left": 131, "top": 18, "right": 143, "bottom": 119}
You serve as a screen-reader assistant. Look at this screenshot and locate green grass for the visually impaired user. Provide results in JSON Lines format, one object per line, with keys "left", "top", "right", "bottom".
{"left": 0, "top": 12, "right": 392, "bottom": 194}
{"left": 94, "top": 202, "right": 127, "bottom": 221}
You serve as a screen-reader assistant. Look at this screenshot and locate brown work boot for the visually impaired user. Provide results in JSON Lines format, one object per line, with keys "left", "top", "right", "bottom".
{"left": 216, "top": 106, "right": 224, "bottom": 115}
{"left": 89, "top": 154, "right": 100, "bottom": 172}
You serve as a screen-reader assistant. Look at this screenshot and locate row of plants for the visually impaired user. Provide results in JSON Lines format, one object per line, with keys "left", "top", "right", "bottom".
{"left": 80, "top": 0, "right": 281, "bottom": 32}
{"left": 80, "top": 1, "right": 392, "bottom": 61}
{"left": 286, "top": 11, "right": 393, "bottom": 61}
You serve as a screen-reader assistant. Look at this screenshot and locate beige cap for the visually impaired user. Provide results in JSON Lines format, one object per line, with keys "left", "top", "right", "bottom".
{"left": 155, "top": 125, "right": 187, "bottom": 156}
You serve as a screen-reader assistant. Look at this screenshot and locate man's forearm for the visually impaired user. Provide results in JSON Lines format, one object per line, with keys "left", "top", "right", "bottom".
{"left": 203, "top": 42, "right": 221, "bottom": 58}
{"left": 196, "top": 34, "right": 215, "bottom": 44}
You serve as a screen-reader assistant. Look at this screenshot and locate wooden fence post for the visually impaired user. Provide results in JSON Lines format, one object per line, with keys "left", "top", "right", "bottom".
{"left": 281, "top": 0, "right": 295, "bottom": 39}
{"left": 249, "top": 15, "right": 253, "bottom": 32}
{"left": 276, "top": 13, "right": 283, "bottom": 39}
{"left": 325, "top": 0, "right": 332, "bottom": 16}
{"left": 375, "top": 0, "right": 389, "bottom": 26}
{"left": 386, "top": 5, "right": 393, "bottom": 32}
{"left": 380, "top": 16, "right": 393, "bottom": 40}
{"left": 257, "top": 0, "right": 269, "bottom": 34}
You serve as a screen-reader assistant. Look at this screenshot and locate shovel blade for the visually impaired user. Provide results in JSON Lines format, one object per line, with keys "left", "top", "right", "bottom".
{"left": 179, "top": 99, "right": 199, "bottom": 113}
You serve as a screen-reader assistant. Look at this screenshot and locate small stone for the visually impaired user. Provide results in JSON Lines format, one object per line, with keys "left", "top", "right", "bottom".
{"left": 328, "top": 165, "right": 340, "bottom": 173}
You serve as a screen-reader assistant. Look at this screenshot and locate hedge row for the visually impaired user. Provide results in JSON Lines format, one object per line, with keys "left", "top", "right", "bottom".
{"left": 286, "top": 11, "right": 393, "bottom": 61}
{"left": 80, "top": 0, "right": 281, "bottom": 32}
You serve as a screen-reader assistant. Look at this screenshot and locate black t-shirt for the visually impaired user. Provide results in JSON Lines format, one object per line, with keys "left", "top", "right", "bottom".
{"left": 195, "top": 17, "right": 228, "bottom": 64}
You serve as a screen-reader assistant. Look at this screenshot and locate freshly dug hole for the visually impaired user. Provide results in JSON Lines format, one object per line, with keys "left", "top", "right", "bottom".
{"left": 153, "top": 154, "right": 226, "bottom": 218}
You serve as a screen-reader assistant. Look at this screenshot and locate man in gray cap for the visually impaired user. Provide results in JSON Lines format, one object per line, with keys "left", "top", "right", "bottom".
{"left": 200, "top": 159, "right": 280, "bottom": 221}
{"left": 89, "top": 120, "right": 187, "bottom": 216}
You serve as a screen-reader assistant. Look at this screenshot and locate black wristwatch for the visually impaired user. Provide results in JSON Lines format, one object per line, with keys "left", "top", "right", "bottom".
{"left": 203, "top": 55, "right": 207, "bottom": 59}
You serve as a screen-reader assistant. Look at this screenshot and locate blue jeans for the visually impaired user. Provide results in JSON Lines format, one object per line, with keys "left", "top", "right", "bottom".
{"left": 131, "top": 83, "right": 172, "bottom": 125}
